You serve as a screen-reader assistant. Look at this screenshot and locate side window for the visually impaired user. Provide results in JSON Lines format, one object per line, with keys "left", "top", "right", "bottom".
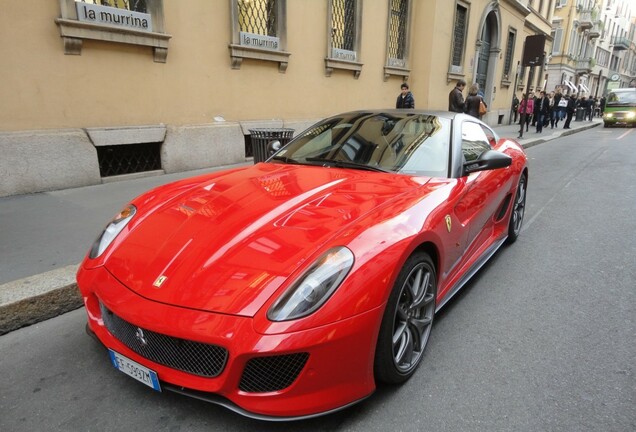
{"left": 461, "top": 122, "right": 491, "bottom": 163}
{"left": 479, "top": 124, "right": 497, "bottom": 147}
{"left": 326, "top": 0, "right": 363, "bottom": 78}
{"left": 230, "top": 0, "right": 289, "bottom": 72}
{"left": 56, "top": 0, "right": 169, "bottom": 62}
{"left": 384, "top": 0, "right": 413, "bottom": 81}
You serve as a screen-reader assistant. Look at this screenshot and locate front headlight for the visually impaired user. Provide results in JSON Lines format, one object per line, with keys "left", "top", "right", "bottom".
{"left": 626, "top": 112, "right": 636, "bottom": 119}
{"left": 89, "top": 205, "right": 136, "bottom": 259}
{"left": 267, "top": 247, "right": 354, "bottom": 321}
{"left": 604, "top": 113, "right": 613, "bottom": 118}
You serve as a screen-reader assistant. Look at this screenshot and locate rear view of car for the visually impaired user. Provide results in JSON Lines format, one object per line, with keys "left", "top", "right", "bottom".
{"left": 603, "top": 88, "right": 636, "bottom": 127}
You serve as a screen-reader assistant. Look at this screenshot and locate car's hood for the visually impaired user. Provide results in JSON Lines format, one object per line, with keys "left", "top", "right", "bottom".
{"left": 106, "top": 163, "right": 430, "bottom": 316}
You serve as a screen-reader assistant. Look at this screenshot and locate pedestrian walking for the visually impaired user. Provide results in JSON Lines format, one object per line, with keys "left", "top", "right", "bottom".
{"left": 600, "top": 96, "right": 606, "bottom": 117}
{"left": 512, "top": 93, "right": 520, "bottom": 123}
{"left": 518, "top": 93, "right": 534, "bottom": 135}
{"left": 587, "top": 97, "right": 595, "bottom": 121}
{"left": 554, "top": 90, "right": 566, "bottom": 127}
{"left": 464, "top": 83, "right": 486, "bottom": 119}
{"left": 535, "top": 91, "right": 549, "bottom": 133}
{"left": 531, "top": 91, "right": 540, "bottom": 126}
{"left": 448, "top": 79, "right": 466, "bottom": 113}
{"left": 548, "top": 91, "right": 557, "bottom": 128}
{"left": 563, "top": 94, "right": 576, "bottom": 129}
{"left": 396, "top": 83, "right": 415, "bottom": 109}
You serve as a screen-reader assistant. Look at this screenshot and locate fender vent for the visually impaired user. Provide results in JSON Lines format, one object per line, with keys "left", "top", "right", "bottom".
{"left": 495, "top": 193, "right": 513, "bottom": 221}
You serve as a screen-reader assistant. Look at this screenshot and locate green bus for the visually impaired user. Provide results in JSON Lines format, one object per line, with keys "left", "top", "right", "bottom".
{"left": 603, "top": 88, "right": 636, "bottom": 127}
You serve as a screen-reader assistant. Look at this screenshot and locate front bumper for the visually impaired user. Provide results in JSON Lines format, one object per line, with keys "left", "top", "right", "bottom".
{"left": 77, "top": 265, "right": 381, "bottom": 420}
{"left": 603, "top": 112, "right": 636, "bottom": 126}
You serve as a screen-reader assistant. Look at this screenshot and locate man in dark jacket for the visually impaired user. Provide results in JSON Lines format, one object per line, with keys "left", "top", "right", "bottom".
{"left": 448, "top": 79, "right": 466, "bottom": 113}
{"left": 396, "top": 83, "right": 415, "bottom": 109}
{"left": 563, "top": 94, "right": 577, "bottom": 129}
{"left": 535, "top": 91, "right": 549, "bottom": 133}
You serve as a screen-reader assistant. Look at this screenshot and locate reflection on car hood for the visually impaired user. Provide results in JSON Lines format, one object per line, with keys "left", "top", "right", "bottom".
{"left": 106, "top": 163, "right": 429, "bottom": 316}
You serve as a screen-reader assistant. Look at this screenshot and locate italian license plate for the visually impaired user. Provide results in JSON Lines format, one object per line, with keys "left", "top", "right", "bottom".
{"left": 108, "top": 349, "right": 161, "bottom": 392}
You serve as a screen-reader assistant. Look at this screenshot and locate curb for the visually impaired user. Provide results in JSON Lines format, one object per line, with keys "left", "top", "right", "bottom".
{"left": 0, "top": 121, "right": 602, "bottom": 335}
{"left": 516, "top": 121, "right": 601, "bottom": 149}
{"left": 0, "top": 265, "right": 82, "bottom": 335}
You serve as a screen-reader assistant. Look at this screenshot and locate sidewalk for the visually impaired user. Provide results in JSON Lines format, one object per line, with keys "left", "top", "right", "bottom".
{"left": 0, "top": 117, "right": 603, "bottom": 334}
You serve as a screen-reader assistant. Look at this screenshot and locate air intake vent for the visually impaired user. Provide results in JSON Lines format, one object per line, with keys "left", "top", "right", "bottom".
{"left": 239, "top": 353, "right": 309, "bottom": 393}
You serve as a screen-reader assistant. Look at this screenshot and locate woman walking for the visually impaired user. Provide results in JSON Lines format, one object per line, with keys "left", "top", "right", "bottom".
{"left": 518, "top": 93, "right": 534, "bottom": 132}
{"left": 464, "top": 83, "right": 486, "bottom": 119}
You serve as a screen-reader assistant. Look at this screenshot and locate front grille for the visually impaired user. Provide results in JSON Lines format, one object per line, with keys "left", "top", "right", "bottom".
{"left": 100, "top": 303, "right": 228, "bottom": 377}
{"left": 239, "top": 353, "right": 309, "bottom": 393}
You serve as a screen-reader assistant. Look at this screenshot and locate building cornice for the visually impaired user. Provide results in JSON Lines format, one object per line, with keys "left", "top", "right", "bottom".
{"left": 500, "top": 0, "right": 531, "bottom": 17}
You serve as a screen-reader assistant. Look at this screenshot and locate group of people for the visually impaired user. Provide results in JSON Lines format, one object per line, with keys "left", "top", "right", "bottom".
{"left": 395, "top": 81, "right": 606, "bottom": 132}
{"left": 448, "top": 79, "right": 487, "bottom": 118}
{"left": 396, "top": 80, "right": 488, "bottom": 120}
{"left": 512, "top": 90, "right": 604, "bottom": 135}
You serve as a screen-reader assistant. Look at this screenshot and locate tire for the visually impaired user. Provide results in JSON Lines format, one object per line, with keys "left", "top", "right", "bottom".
{"left": 506, "top": 173, "right": 527, "bottom": 244}
{"left": 374, "top": 252, "right": 436, "bottom": 384}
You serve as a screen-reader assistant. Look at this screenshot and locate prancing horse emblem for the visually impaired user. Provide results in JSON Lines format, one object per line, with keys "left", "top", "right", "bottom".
{"left": 135, "top": 327, "right": 148, "bottom": 346}
{"left": 445, "top": 215, "right": 452, "bottom": 233}
{"left": 153, "top": 275, "right": 167, "bottom": 288}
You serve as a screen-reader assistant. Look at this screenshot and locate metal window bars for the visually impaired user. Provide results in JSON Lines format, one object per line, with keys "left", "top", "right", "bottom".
{"left": 238, "top": 0, "right": 277, "bottom": 37}
{"left": 77, "top": 0, "right": 147, "bottom": 13}
{"left": 331, "top": 0, "right": 356, "bottom": 52}
{"left": 388, "top": 0, "right": 408, "bottom": 60}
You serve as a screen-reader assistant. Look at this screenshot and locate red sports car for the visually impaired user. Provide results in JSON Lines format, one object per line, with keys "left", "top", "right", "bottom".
{"left": 77, "top": 110, "right": 528, "bottom": 420}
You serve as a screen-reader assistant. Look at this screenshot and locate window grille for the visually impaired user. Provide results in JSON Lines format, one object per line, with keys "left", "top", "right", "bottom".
{"left": 238, "top": 0, "right": 277, "bottom": 36}
{"left": 96, "top": 142, "right": 162, "bottom": 177}
{"left": 452, "top": 5, "right": 467, "bottom": 67}
{"left": 504, "top": 30, "right": 516, "bottom": 76}
{"left": 331, "top": 0, "right": 356, "bottom": 51}
{"left": 75, "top": 0, "right": 147, "bottom": 12}
{"left": 388, "top": 0, "right": 408, "bottom": 60}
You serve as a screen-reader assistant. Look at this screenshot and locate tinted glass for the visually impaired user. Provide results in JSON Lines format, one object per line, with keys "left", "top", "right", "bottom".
{"left": 275, "top": 113, "right": 451, "bottom": 177}
{"left": 461, "top": 121, "right": 492, "bottom": 163}
{"left": 607, "top": 90, "right": 636, "bottom": 105}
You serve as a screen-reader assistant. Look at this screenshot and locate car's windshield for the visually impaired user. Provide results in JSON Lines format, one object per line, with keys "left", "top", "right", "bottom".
{"left": 272, "top": 112, "right": 451, "bottom": 177}
{"left": 607, "top": 90, "right": 636, "bottom": 105}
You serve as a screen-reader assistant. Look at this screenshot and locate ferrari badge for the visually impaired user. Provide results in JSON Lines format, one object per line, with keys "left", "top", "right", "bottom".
{"left": 445, "top": 215, "right": 452, "bottom": 233}
{"left": 153, "top": 275, "right": 168, "bottom": 288}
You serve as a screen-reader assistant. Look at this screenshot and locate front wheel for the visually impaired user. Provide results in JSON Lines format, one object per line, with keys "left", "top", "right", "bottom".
{"left": 506, "top": 173, "right": 527, "bottom": 243}
{"left": 374, "top": 252, "right": 437, "bottom": 384}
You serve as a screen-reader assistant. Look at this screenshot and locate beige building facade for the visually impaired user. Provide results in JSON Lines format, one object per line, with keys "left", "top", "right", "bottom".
{"left": 547, "top": 0, "right": 636, "bottom": 97}
{"left": 1, "top": 0, "right": 553, "bottom": 197}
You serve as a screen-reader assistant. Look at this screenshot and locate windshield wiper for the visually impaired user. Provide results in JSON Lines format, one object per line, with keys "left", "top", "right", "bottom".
{"left": 305, "top": 157, "right": 390, "bottom": 173}
{"left": 270, "top": 155, "right": 299, "bottom": 164}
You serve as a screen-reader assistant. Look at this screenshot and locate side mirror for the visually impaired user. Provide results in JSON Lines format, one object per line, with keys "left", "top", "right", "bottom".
{"left": 463, "top": 150, "right": 512, "bottom": 175}
{"left": 267, "top": 140, "right": 282, "bottom": 156}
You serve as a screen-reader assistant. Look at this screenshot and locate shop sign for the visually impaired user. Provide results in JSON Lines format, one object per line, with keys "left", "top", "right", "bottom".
{"left": 76, "top": 3, "right": 153, "bottom": 32}
{"left": 239, "top": 32, "right": 280, "bottom": 51}
{"left": 331, "top": 48, "right": 357, "bottom": 62}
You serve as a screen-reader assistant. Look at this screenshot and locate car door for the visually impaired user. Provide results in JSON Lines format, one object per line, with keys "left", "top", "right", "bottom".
{"left": 454, "top": 121, "right": 512, "bottom": 261}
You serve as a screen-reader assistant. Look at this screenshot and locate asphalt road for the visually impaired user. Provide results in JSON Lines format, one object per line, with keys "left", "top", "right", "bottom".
{"left": 1, "top": 127, "right": 634, "bottom": 431}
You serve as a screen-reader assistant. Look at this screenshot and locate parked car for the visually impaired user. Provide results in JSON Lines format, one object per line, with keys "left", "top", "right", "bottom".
{"left": 77, "top": 110, "right": 528, "bottom": 420}
{"left": 603, "top": 88, "right": 636, "bottom": 127}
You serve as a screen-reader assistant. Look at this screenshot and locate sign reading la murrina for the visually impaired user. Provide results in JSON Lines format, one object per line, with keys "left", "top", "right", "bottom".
{"left": 76, "top": 3, "right": 153, "bottom": 32}
{"left": 239, "top": 32, "right": 280, "bottom": 51}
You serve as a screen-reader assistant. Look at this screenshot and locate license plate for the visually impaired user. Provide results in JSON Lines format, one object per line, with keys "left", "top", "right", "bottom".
{"left": 108, "top": 349, "right": 161, "bottom": 392}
